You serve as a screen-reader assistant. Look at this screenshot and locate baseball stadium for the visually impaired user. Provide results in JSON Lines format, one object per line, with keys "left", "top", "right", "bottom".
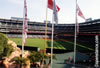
{"left": 0, "top": 17, "right": 100, "bottom": 68}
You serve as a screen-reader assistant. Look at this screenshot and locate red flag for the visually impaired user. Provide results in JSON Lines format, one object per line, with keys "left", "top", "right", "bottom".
{"left": 77, "top": 4, "right": 85, "bottom": 20}
{"left": 48, "top": 0, "right": 60, "bottom": 12}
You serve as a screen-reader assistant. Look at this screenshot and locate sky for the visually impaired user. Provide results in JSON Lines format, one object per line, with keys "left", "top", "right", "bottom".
{"left": 0, "top": 0, "right": 100, "bottom": 24}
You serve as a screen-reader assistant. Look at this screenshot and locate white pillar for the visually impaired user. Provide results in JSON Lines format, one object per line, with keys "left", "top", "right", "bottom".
{"left": 95, "top": 35, "right": 99, "bottom": 67}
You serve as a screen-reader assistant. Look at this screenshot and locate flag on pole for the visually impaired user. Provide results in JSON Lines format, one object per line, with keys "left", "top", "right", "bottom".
{"left": 47, "top": 0, "right": 60, "bottom": 67}
{"left": 23, "top": 0, "right": 28, "bottom": 45}
{"left": 48, "top": 0, "right": 60, "bottom": 24}
{"left": 22, "top": 0, "right": 28, "bottom": 58}
{"left": 77, "top": 4, "right": 85, "bottom": 20}
{"left": 74, "top": 1, "right": 86, "bottom": 66}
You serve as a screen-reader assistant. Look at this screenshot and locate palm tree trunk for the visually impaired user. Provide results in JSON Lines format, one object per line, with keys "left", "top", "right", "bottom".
{"left": 40, "top": 59, "right": 44, "bottom": 68}
{"left": 40, "top": 59, "right": 47, "bottom": 68}
{"left": 47, "top": 59, "right": 51, "bottom": 68}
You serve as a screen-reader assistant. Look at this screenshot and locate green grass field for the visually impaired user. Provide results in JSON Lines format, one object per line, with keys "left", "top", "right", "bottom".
{"left": 9, "top": 38, "right": 66, "bottom": 49}
{"left": 9, "top": 38, "right": 94, "bottom": 51}
{"left": 9, "top": 38, "right": 46, "bottom": 49}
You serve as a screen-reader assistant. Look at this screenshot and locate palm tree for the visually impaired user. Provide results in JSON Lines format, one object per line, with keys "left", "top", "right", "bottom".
{"left": 28, "top": 51, "right": 57, "bottom": 68}
{"left": 13, "top": 57, "right": 24, "bottom": 68}
{"left": 28, "top": 51, "right": 47, "bottom": 68}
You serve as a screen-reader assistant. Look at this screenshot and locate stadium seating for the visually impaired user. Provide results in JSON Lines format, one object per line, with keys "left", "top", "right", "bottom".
{"left": 0, "top": 18, "right": 100, "bottom": 54}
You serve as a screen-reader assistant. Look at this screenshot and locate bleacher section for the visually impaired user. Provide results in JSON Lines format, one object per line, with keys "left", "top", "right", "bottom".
{"left": 1, "top": 18, "right": 100, "bottom": 36}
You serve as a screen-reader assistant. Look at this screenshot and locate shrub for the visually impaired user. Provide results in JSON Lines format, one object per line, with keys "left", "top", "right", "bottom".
{"left": 0, "top": 33, "right": 13, "bottom": 58}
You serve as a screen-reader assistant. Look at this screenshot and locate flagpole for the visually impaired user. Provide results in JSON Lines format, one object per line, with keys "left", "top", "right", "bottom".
{"left": 73, "top": 0, "right": 77, "bottom": 67}
{"left": 51, "top": 11, "right": 54, "bottom": 68}
{"left": 21, "top": 0, "right": 26, "bottom": 68}
{"left": 44, "top": 0, "right": 48, "bottom": 54}
{"left": 51, "top": 0, "right": 55, "bottom": 67}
